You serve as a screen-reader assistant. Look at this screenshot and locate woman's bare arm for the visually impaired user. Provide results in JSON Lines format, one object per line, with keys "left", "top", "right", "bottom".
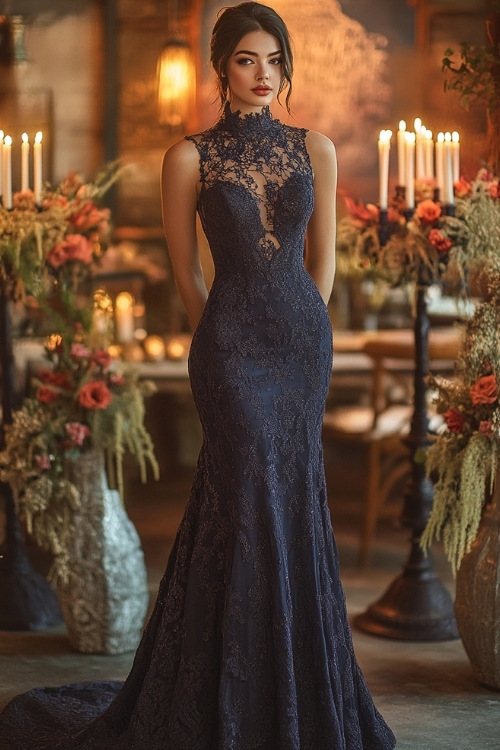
{"left": 161, "top": 139, "right": 208, "bottom": 331}
{"left": 304, "top": 131, "right": 338, "bottom": 305}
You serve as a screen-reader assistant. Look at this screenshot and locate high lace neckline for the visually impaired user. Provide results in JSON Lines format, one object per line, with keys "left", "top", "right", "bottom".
{"left": 217, "top": 102, "right": 279, "bottom": 135}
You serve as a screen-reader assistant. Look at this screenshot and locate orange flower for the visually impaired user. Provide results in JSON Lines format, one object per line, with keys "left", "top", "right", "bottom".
{"left": 443, "top": 408, "right": 464, "bottom": 433}
{"left": 344, "top": 196, "right": 379, "bottom": 226}
{"left": 69, "top": 200, "right": 110, "bottom": 233}
{"left": 470, "top": 374, "right": 498, "bottom": 405}
{"left": 454, "top": 177, "right": 472, "bottom": 198}
{"left": 415, "top": 199, "right": 441, "bottom": 225}
{"left": 78, "top": 380, "right": 113, "bottom": 410}
{"left": 36, "top": 386, "right": 60, "bottom": 404}
{"left": 428, "top": 228, "right": 453, "bottom": 254}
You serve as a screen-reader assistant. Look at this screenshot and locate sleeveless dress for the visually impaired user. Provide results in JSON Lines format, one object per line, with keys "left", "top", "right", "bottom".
{"left": 0, "top": 104, "right": 396, "bottom": 750}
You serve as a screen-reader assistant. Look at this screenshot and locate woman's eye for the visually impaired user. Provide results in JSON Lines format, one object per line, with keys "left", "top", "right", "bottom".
{"left": 270, "top": 58, "right": 282, "bottom": 65}
{"left": 236, "top": 57, "right": 253, "bottom": 65}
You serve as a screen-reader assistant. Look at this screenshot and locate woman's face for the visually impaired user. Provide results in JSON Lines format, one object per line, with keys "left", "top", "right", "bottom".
{"left": 225, "top": 29, "right": 282, "bottom": 114}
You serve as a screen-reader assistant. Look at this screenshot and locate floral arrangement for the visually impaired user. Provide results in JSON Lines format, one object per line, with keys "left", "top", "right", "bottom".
{"left": 421, "top": 273, "right": 500, "bottom": 573}
{"left": 336, "top": 168, "right": 500, "bottom": 289}
{"left": 0, "top": 162, "right": 119, "bottom": 298}
{"left": 0, "top": 163, "right": 159, "bottom": 583}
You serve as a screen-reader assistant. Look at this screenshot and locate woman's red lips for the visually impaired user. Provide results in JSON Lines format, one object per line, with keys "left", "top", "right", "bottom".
{"left": 252, "top": 87, "right": 271, "bottom": 95}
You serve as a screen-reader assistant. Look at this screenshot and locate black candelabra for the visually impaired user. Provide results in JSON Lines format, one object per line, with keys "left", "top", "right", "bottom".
{"left": 0, "top": 276, "right": 61, "bottom": 630}
{"left": 354, "top": 203, "right": 459, "bottom": 641}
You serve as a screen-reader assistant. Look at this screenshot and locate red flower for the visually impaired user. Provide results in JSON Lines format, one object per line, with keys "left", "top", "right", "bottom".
{"left": 416, "top": 199, "right": 441, "bottom": 225}
{"left": 479, "top": 420, "right": 494, "bottom": 437}
{"left": 91, "top": 350, "right": 112, "bottom": 369}
{"left": 78, "top": 381, "right": 112, "bottom": 410}
{"left": 36, "top": 386, "right": 60, "bottom": 404}
{"left": 428, "top": 228, "right": 453, "bottom": 254}
{"left": 443, "top": 408, "right": 464, "bottom": 433}
{"left": 470, "top": 374, "right": 498, "bottom": 406}
{"left": 489, "top": 181, "right": 500, "bottom": 199}
{"left": 65, "top": 422, "right": 91, "bottom": 446}
{"left": 38, "top": 370, "right": 73, "bottom": 389}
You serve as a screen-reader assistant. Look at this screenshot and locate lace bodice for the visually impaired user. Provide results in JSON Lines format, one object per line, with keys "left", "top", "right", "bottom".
{"left": 186, "top": 103, "right": 313, "bottom": 262}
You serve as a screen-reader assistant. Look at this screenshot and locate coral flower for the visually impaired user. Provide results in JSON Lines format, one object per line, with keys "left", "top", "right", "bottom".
{"left": 46, "top": 234, "right": 94, "bottom": 268}
{"left": 443, "top": 408, "right": 464, "bottom": 433}
{"left": 470, "top": 374, "right": 498, "bottom": 405}
{"left": 454, "top": 177, "right": 472, "bottom": 198}
{"left": 416, "top": 199, "right": 441, "bottom": 225}
{"left": 78, "top": 381, "right": 113, "bottom": 410}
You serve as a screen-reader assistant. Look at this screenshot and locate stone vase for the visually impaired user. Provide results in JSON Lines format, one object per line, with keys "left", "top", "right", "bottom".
{"left": 454, "top": 475, "right": 500, "bottom": 690}
{"left": 56, "top": 449, "right": 149, "bottom": 654}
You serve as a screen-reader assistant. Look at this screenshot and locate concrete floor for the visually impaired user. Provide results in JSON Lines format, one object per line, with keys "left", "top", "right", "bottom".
{"left": 1, "top": 451, "right": 500, "bottom": 750}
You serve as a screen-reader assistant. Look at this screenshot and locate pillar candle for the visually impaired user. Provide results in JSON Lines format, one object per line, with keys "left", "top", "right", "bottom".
{"left": 115, "top": 292, "right": 135, "bottom": 343}
{"left": 33, "top": 131, "right": 43, "bottom": 205}
{"left": 2, "top": 135, "right": 12, "bottom": 209}
{"left": 0, "top": 131, "right": 4, "bottom": 199}
{"left": 424, "top": 129, "right": 434, "bottom": 180}
{"left": 451, "top": 131, "right": 460, "bottom": 183}
{"left": 378, "top": 129, "right": 392, "bottom": 210}
{"left": 435, "top": 132, "right": 445, "bottom": 200}
{"left": 397, "top": 120, "right": 406, "bottom": 186}
{"left": 443, "top": 132, "right": 454, "bottom": 206}
{"left": 21, "top": 132, "right": 30, "bottom": 192}
{"left": 405, "top": 131, "right": 415, "bottom": 209}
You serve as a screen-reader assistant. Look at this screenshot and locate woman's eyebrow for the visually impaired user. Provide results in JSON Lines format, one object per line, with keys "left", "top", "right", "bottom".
{"left": 233, "top": 49, "right": 281, "bottom": 57}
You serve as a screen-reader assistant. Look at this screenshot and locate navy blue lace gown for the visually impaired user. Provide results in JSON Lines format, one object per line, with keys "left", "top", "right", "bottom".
{"left": 0, "top": 105, "right": 396, "bottom": 750}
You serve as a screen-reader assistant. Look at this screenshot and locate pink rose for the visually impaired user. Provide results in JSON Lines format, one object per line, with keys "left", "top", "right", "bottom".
{"left": 443, "top": 408, "right": 464, "bottom": 433}
{"left": 65, "top": 422, "right": 91, "bottom": 446}
{"left": 35, "top": 454, "right": 51, "bottom": 470}
{"left": 428, "top": 228, "right": 453, "bottom": 254}
{"left": 78, "top": 381, "right": 112, "bottom": 410}
{"left": 416, "top": 199, "right": 441, "bottom": 225}
{"left": 470, "top": 374, "right": 497, "bottom": 406}
{"left": 70, "top": 342, "right": 92, "bottom": 360}
{"left": 46, "top": 234, "right": 94, "bottom": 268}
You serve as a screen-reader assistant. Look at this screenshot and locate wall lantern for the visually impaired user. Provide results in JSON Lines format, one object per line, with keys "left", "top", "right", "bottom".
{"left": 157, "top": 37, "right": 196, "bottom": 129}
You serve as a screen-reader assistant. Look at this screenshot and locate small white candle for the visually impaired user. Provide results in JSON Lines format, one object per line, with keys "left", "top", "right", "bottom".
{"left": 424, "top": 129, "right": 434, "bottom": 179}
{"left": 397, "top": 120, "right": 406, "bottom": 186}
{"left": 0, "top": 131, "right": 3, "bottom": 199}
{"left": 414, "top": 118, "right": 426, "bottom": 180}
{"left": 443, "top": 131, "right": 454, "bottom": 206}
{"left": 451, "top": 131, "right": 460, "bottom": 183}
{"left": 405, "top": 131, "right": 416, "bottom": 209}
{"left": 33, "top": 131, "right": 43, "bottom": 205}
{"left": 115, "top": 292, "right": 135, "bottom": 343}
{"left": 2, "top": 135, "right": 12, "bottom": 209}
{"left": 378, "top": 129, "right": 392, "bottom": 210}
{"left": 435, "top": 132, "right": 445, "bottom": 200}
{"left": 21, "top": 132, "right": 30, "bottom": 192}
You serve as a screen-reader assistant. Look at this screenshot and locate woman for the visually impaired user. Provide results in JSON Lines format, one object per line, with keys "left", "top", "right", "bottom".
{"left": 0, "top": 3, "right": 396, "bottom": 748}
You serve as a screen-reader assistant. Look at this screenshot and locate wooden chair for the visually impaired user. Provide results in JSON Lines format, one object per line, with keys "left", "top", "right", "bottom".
{"left": 323, "top": 328, "right": 462, "bottom": 567}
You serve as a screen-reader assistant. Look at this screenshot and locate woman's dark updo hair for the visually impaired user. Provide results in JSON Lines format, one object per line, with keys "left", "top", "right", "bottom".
{"left": 210, "top": 2, "right": 293, "bottom": 112}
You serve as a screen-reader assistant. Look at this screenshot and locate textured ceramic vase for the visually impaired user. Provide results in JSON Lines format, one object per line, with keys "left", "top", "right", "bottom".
{"left": 454, "top": 476, "right": 500, "bottom": 690}
{"left": 56, "top": 449, "right": 149, "bottom": 654}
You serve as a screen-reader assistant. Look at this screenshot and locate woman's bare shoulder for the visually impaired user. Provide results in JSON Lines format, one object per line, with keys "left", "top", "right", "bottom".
{"left": 162, "top": 137, "right": 200, "bottom": 174}
{"left": 305, "top": 129, "right": 336, "bottom": 160}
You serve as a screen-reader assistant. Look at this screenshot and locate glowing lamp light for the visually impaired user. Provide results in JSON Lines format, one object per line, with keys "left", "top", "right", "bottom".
{"left": 157, "top": 39, "right": 196, "bottom": 128}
